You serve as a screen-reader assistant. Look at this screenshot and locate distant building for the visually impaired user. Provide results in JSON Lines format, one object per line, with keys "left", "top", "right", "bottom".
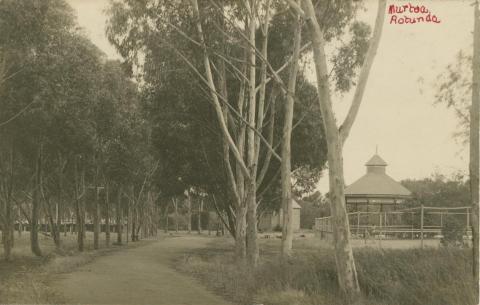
{"left": 345, "top": 154, "right": 412, "bottom": 212}
{"left": 259, "top": 199, "right": 302, "bottom": 232}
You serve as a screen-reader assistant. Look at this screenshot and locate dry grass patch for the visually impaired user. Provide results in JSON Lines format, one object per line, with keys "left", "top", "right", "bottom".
{"left": 174, "top": 237, "right": 478, "bottom": 305}
{"left": 0, "top": 232, "right": 154, "bottom": 304}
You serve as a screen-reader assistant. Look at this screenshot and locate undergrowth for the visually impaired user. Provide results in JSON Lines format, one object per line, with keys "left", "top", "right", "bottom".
{"left": 175, "top": 239, "right": 478, "bottom": 305}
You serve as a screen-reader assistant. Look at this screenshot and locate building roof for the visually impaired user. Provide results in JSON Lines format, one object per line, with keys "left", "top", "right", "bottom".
{"left": 345, "top": 173, "right": 411, "bottom": 197}
{"left": 365, "top": 154, "right": 387, "bottom": 166}
{"left": 345, "top": 154, "right": 411, "bottom": 199}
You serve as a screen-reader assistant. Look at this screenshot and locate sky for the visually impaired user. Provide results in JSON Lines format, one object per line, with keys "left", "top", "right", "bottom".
{"left": 67, "top": 0, "right": 472, "bottom": 193}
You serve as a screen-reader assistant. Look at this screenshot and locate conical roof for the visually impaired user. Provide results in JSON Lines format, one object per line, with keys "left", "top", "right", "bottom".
{"left": 365, "top": 154, "right": 387, "bottom": 166}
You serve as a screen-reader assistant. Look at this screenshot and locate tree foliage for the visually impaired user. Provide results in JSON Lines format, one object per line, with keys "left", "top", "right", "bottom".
{"left": 401, "top": 172, "right": 470, "bottom": 208}
{"left": 0, "top": 0, "right": 158, "bottom": 258}
{"left": 435, "top": 51, "right": 472, "bottom": 144}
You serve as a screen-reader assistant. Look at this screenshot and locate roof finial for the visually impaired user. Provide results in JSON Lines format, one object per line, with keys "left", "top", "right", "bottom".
{"left": 376, "top": 145, "right": 378, "bottom": 155}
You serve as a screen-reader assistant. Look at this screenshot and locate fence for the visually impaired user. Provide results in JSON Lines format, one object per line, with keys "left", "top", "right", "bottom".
{"left": 315, "top": 205, "right": 472, "bottom": 248}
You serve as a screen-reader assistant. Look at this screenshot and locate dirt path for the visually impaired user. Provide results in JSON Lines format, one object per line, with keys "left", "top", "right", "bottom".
{"left": 53, "top": 236, "right": 231, "bottom": 305}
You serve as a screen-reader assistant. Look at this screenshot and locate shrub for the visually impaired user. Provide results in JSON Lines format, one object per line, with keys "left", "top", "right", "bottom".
{"left": 441, "top": 217, "right": 465, "bottom": 247}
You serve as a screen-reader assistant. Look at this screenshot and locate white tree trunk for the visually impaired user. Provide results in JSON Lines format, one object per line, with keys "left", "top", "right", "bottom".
{"left": 281, "top": 8, "right": 302, "bottom": 257}
{"left": 298, "top": 0, "right": 386, "bottom": 300}
{"left": 116, "top": 187, "right": 123, "bottom": 245}
{"left": 93, "top": 165, "right": 100, "bottom": 249}
{"left": 198, "top": 199, "right": 203, "bottom": 234}
{"left": 245, "top": 0, "right": 259, "bottom": 267}
{"left": 105, "top": 182, "right": 110, "bottom": 247}
{"left": 187, "top": 193, "right": 192, "bottom": 234}
{"left": 173, "top": 197, "right": 179, "bottom": 233}
{"left": 235, "top": 205, "right": 247, "bottom": 260}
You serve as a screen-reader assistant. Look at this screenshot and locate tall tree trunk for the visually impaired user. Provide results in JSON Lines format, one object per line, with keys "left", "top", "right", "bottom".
{"left": 3, "top": 146, "right": 15, "bottom": 260}
{"left": 187, "top": 193, "right": 192, "bottom": 234}
{"left": 18, "top": 209, "right": 22, "bottom": 237}
{"left": 281, "top": 9, "right": 302, "bottom": 257}
{"left": 55, "top": 203, "right": 61, "bottom": 247}
{"left": 30, "top": 145, "right": 42, "bottom": 257}
{"left": 93, "top": 166, "right": 100, "bottom": 250}
{"left": 142, "top": 207, "right": 148, "bottom": 238}
{"left": 190, "top": 0, "right": 255, "bottom": 264}
{"left": 131, "top": 206, "right": 136, "bottom": 241}
{"left": 245, "top": 185, "right": 258, "bottom": 267}
{"left": 198, "top": 199, "right": 203, "bottom": 234}
{"left": 245, "top": 0, "right": 259, "bottom": 268}
{"left": 173, "top": 198, "right": 179, "bottom": 233}
{"left": 126, "top": 204, "right": 130, "bottom": 244}
{"left": 164, "top": 203, "right": 169, "bottom": 234}
{"left": 105, "top": 182, "right": 110, "bottom": 247}
{"left": 306, "top": 12, "right": 361, "bottom": 299}
{"left": 327, "top": 144, "right": 360, "bottom": 295}
{"left": 296, "top": 0, "right": 386, "bottom": 300}
{"left": 74, "top": 157, "right": 84, "bottom": 252}
{"left": 235, "top": 206, "right": 247, "bottom": 260}
{"left": 55, "top": 157, "right": 65, "bottom": 248}
{"left": 10, "top": 220, "right": 14, "bottom": 248}
{"left": 2, "top": 201, "right": 13, "bottom": 261}
{"left": 471, "top": 1, "right": 480, "bottom": 287}
{"left": 135, "top": 210, "right": 142, "bottom": 241}
{"left": 45, "top": 203, "right": 60, "bottom": 248}
{"left": 130, "top": 185, "right": 138, "bottom": 242}
{"left": 63, "top": 220, "right": 67, "bottom": 237}
{"left": 116, "top": 187, "right": 123, "bottom": 244}
{"left": 18, "top": 220, "right": 23, "bottom": 237}
{"left": 154, "top": 204, "right": 158, "bottom": 236}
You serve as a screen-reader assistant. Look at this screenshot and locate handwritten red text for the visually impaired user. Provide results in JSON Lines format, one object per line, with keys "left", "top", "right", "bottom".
{"left": 388, "top": 3, "right": 441, "bottom": 25}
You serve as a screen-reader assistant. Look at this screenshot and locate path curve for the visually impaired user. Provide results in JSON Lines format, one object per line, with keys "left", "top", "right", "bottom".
{"left": 53, "top": 236, "right": 231, "bottom": 305}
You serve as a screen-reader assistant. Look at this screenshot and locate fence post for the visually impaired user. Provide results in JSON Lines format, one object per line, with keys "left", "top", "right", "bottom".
{"left": 384, "top": 211, "right": 387, "bottom": 239}
{"left": 411, "top": 212, "right": 414, "bottom": 240}
{"left": 420, "top": 204, "right": 424, "bottom": 249}
{"left": 357, "top": 212, "right": 360, "bottom": 236}
{"left": 467, "top": 207, "right": 470, "bottom": 228}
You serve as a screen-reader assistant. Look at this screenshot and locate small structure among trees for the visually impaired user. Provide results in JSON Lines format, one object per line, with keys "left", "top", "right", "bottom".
{"left": 259, "top": 200, "right": 301, "bottom": 232}
{"left": 345, "top": 153, "right": 412, "bottom": 213}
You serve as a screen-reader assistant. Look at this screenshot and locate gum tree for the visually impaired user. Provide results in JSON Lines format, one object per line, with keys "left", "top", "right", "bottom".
{"left": 287, "top": 0, "right": 387, "bottom": 300}
{"left": 107, "top": 0, "right": 373, "bottom": 268}
{"left": 435, "top": 2, "right": 480, "bottom": 287}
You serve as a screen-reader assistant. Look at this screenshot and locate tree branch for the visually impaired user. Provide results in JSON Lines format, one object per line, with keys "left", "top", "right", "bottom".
{"left": 0, "top": 98, "right": 38, "bottom": 128}
{"left": 285, "top": 0, "right": 306, "bottom": 18}
{"left": 338, "top": 0, "right": 387, "bottom": 143}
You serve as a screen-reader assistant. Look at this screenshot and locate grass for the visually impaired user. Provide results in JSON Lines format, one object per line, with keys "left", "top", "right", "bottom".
{"left": 0, "top": 230, "right": 150, "bottom": 304}
{"left": 174, "top": 236, "right": 478, "bottom": 305}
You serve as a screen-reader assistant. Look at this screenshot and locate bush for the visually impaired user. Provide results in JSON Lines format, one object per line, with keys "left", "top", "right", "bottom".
{"left": 441, "top": 217, "right": 465, "bottom": 247}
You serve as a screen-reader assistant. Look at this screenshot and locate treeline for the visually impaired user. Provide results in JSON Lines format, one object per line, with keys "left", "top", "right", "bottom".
{"left": 0, "top": 0, "right": 159, "bottom": 260}
{"left": 402, "top": 172, "right": 471, "bottom": 208}
{"left": 0, "top": 0, "right": 328, "bottom": 262}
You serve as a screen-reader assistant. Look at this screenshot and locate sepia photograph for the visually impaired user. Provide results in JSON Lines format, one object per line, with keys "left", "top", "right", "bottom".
{"left": 0, "top": 0, "right": 478, "bottom": 304}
